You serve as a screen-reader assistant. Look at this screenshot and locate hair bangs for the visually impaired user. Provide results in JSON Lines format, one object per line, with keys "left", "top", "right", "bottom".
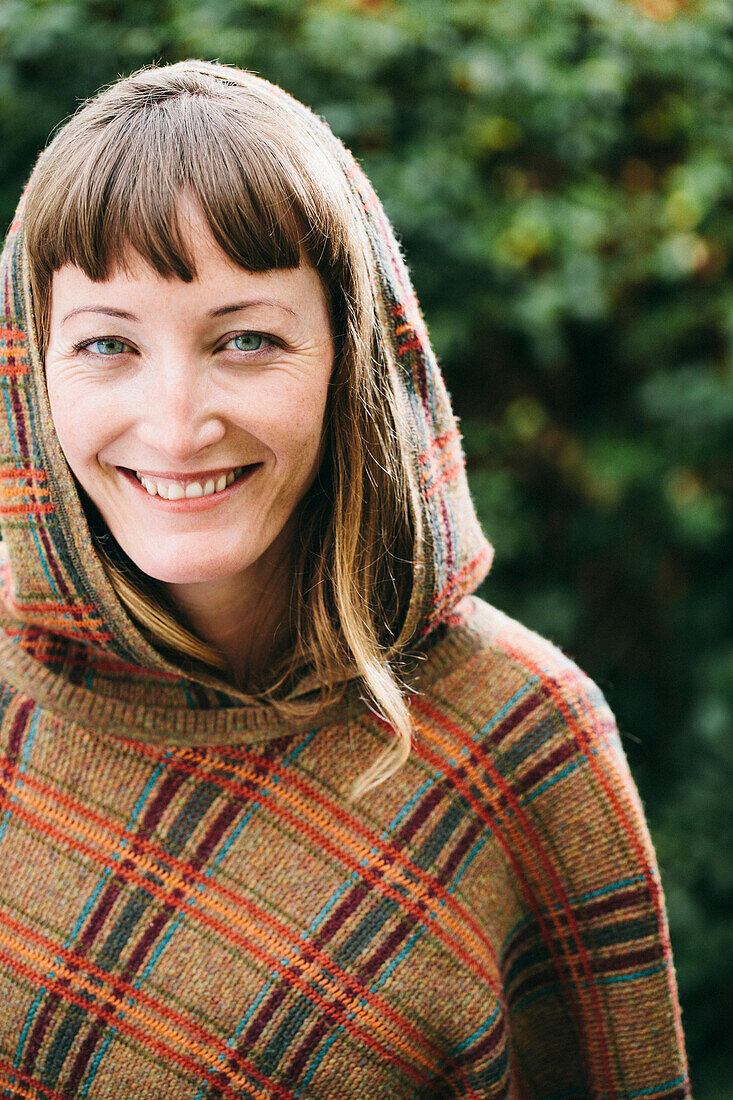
{"left": 27, "top": 84, "right": 315, "bottom": 324}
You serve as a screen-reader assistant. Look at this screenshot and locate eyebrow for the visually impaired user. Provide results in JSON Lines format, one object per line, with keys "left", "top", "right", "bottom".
{"left": 61, "top": 299, "right": 299, "bottom": 326}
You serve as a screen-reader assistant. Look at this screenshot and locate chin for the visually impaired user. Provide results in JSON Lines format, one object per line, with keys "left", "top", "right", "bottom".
{"left": 123, "top": 543, "right": 255, "bottom": 587}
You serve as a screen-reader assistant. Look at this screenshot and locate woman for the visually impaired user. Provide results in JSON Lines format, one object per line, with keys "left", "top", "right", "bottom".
{"left": 0, "top": 61, "right": 689, "bottom": 1098}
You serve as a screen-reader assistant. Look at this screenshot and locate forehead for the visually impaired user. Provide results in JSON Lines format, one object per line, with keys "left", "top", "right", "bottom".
{"left": 49, "top": 210, "right": 328, "bottom": 328}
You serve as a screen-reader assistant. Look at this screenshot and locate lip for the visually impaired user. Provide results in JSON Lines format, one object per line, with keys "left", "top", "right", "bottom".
{"left": 117, "top": 464, "right": 261, "bottom": 511}
{"left": 132, "top": 466, "right": 245, "bottom": 483}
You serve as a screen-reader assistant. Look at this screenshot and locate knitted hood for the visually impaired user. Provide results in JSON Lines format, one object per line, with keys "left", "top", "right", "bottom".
{"left": 0, "top": 73, "right": 492, "bottom": 730}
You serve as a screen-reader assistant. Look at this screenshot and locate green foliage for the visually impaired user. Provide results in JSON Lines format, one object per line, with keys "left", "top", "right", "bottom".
{"left": 1, "top": 0, "right": 731, "bottom": 1090}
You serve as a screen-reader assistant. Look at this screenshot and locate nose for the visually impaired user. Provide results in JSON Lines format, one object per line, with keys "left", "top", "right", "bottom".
{"left": 134, "top": 358, "right": 227, "bottom": 463}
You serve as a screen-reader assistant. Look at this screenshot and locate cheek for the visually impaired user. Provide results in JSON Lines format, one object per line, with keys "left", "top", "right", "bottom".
{"left": 46, "top": 373, "right": 118, "bottom": 469}
{"left": 245, "top": 378, "right": 330, "bottom": 470}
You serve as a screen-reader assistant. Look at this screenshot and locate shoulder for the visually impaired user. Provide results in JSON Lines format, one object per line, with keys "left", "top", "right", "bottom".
{"left": 412, "top": 595, "right": 640, "bottom": 816}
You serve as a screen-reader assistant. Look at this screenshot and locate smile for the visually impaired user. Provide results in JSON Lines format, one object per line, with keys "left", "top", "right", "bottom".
{"left": 135, "top": 466, "right": 244, "bottom": 500}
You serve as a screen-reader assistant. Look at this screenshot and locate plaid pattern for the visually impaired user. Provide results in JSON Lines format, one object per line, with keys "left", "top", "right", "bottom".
{"left": 0, "top": 69, "right": 689, "bottom": 1095}
{"left": 0, "top": 600, "right": 690, "bottom": 1097}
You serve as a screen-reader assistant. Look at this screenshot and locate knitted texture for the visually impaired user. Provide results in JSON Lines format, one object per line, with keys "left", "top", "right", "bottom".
{"left": 0, "top": 68, "right": 689, "bottom": 1097}
{"left": 0, "top": 600, "right": 690, "bottom": 1097}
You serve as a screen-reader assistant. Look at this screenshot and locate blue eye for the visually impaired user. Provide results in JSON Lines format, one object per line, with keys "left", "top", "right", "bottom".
{"left": 230, "top": 333, "right": 266, "bottom": 352}
{"left": 89, "top": 337, "right": 127, "bottom": 355}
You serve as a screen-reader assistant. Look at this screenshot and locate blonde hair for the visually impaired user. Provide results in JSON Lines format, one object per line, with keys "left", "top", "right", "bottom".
{"left": 23, "top": 61, "right": 420, "bottom": 802}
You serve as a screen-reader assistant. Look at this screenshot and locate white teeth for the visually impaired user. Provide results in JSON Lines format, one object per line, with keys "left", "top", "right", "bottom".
{"left": 135, "top": 467, "right": 244, "bottom": 500}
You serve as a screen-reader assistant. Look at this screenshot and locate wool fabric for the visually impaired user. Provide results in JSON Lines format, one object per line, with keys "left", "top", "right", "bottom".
{"left": 0, "top": 66, "right": 689, "bottom": 1099}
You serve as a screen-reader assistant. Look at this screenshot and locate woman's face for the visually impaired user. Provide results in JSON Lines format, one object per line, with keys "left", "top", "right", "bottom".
{"left": 45, "top": 207, "right": 334, "bottom": 588}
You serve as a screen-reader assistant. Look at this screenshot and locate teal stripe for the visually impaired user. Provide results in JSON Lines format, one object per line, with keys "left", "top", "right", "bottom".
{"left": 599, "top": 962, "right": 667, "bottom": 985}
{"left": 218, "top": 762, "right": 492, "bottom": 1094}
{"left": 201, "top": 688, "right": 542, "bottom": 1094}
{"left": 504, "top": 873, "right": 648, "bottom": 945}
{"left": 448, "top": 1001, "right": 502, "bottom": 1055}
{"left": 0, "top": 706, "right": 40, "bottom": 847}
{"left": 479, "top": 681, "right": 538, "bottom": 740}
{"left": 512, "top": 961, "right": 667, "bottom": 1014}
{"left": 614, "top": 1074, "right": 687, "bottom": 1099}
{"left": 523, "top": 759, "right": 580, "bottom": 803}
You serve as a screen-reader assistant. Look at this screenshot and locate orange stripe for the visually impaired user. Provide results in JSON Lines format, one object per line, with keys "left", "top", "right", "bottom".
{"left": 0, "top": 1060, "right": 61, "bottom": 1100}
{"left": 4, "top": 598, "right": 99, "bottom": 614}
{"left": 421, "top": 461, "right": 464, "bottom": 499}
{"left": 419, "top": 447, "right": 461, "bottom": 479}
{"left": 0, "top": 467, "right": 46, "bottom": 479}
{"left": 13, "top": 741, "right": 497, "bottom": 1092}
{"left": 0, "top": 502, "right": 53, "bottom": 513}
{"left": 420, "top": 427, "right": 461, "bottom": 460}
{"left": 432, "top": 546, "right": 494, "bottom": 611}
{"left": 3, "top": 632, "right": 179, "bottom": 679}
{"left": 0, "top": 486, "right": 50, "bottom": 498}
{"left": 0, "top": 361, "right": 28, "bottom": 375}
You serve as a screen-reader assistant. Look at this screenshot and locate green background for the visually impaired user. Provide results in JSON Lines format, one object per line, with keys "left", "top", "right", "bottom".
{"left": 1, "top": 0, "right": 731, "bottom": 1092}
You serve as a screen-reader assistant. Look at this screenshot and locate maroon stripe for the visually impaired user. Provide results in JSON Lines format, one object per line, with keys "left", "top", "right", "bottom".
{"left": 9, "top": 384, "right": 29, "bottom": 458}
{"left": 512, "top": 740, "right": 576, "bottom": 797}
{"left": 79, "top": 771, "right": 189, "bottom": 955}
{"left": 123, "top": 799, "right": 241, "bottom": 979}
{"left": 2, "top": 696, "right": 35, "bottom": 777}
{"left": 593, "top": 944, "right": 663, "bottom": 975}
{"left": 487, "top": 694, "right": 542, "bottom": 748}
{"left": 576, "top": 885, "right": 648, "bottom": 921}
{"left": 36, "top": 523, "right": 74, "bottom": 601}
{"left": 510, "top": 942, "right": 665, "bottom": 1005}
{"left": 454, "top": 1010, "right": 505, "bottom": 1067}
{"left": 236, "top": 982, "right": 290, "bottom": 1053}
{"left": 502, "top": 886, "right": 650, "bottom": 965}
{"left": 22, "top": 992, "right": 63, "bottom": 1076}
{"left": 232, "top": 771, "right": 459, "bottom": 1081}
{"left": 440, "top": 820, "right": 481, "bottom": 883}
{"left": 394, "top": 779, "right": 443, "bottom": 843}
{"left": 440, "top": 499, "right": 455, "bottom": 577}
{"left": 313, "top": 880, "right": 368, "bottom": 947}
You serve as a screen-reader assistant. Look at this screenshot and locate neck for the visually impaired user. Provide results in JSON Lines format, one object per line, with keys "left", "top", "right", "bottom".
{"left": 163, "top": 548, "right": 293, "bottom": 687}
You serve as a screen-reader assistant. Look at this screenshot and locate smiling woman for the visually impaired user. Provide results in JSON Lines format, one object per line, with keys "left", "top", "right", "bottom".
{"left": 44, "top": 212, "right": 335, "bottom": 682}
{"left": 0, "top": 61, "right": 690, "bottom": 1098}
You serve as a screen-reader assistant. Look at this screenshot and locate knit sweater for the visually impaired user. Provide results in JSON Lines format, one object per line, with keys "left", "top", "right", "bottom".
{"left": 0, "top": 67, "right": 689, "bottom": 1099}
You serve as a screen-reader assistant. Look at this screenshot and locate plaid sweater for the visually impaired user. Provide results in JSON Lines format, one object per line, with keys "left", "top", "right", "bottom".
{"left": 0, "top": 596, "right": 689, "bottom": 1098}
{"left": 0, "top": 66, "right": 689, "bottom": 1097}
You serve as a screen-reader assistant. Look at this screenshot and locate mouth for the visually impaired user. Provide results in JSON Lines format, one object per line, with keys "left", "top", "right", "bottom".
{"left": 117, "top": 464, "right": 261, "bottom": 508}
